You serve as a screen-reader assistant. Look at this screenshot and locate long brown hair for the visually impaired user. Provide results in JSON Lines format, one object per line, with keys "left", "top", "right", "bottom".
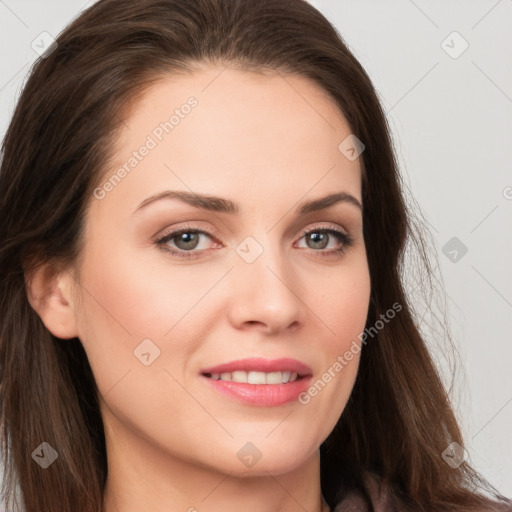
{"left": 0, "top": 1, "right": 508, "bottom": 511}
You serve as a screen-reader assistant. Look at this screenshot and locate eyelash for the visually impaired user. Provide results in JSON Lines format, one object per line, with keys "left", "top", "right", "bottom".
{"left": 154, "top": 223, "right": 354, "bottom": 260}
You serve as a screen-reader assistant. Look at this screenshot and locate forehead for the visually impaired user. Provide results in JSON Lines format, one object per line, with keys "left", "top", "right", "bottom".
{"left": 96, "top": 65, "right": 362, "bottom": 214}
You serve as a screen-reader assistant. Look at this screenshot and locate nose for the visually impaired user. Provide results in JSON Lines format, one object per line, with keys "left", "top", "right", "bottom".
{"left": 226, "top": 241, "right": 305, "bottom": 335}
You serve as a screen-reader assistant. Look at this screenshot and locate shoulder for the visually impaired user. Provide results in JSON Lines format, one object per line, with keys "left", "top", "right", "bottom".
{"left": 332, "top": 472, "right": 512, "bottom": 512}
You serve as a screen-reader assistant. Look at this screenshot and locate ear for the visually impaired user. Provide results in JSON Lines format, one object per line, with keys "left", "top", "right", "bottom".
{"left": 25, "top": 262, "right": 79, "bottom": 339}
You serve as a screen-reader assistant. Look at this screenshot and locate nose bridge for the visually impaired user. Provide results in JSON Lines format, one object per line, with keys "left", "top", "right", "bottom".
{"left": 228, "top": 233, "right": 303, "bottom": 332}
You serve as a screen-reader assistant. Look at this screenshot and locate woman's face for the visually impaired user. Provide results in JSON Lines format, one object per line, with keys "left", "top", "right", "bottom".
{"left": 72, "top": 65, "right": 370, "bottom": 476}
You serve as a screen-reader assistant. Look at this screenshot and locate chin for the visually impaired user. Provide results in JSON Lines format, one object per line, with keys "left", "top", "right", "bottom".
{"left": 206, "top": 436, "right": 319, "bottom": 477}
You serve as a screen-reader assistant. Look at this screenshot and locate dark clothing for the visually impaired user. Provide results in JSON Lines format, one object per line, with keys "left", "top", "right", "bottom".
{"left": 333, "top": 472, "right": 512, "bottom": 512}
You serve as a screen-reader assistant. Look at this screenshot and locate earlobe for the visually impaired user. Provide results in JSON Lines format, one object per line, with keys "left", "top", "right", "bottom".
{"left": 25, "top": 263, "right": 79, "bottom": 340}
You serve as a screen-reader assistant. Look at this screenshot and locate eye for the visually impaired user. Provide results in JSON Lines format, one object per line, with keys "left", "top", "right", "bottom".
{"left": 164, "top": 231, "right": 203, "bottom": 250}
{"left": 295, "top": 225, "right": 354, "bottom": 257}
{"left": 155, "top": 225, "right": 220, "bottom": 260}
{"left": 154, "top": 223, "right": 354, "bottom": 260}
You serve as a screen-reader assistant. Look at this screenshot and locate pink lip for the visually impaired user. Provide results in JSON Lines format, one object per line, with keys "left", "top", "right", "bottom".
{"left": 200, "top": 357, "right": 312, "bottom": 376}
{"left": 200, "top": 357, "right": 313, "bottom": 407}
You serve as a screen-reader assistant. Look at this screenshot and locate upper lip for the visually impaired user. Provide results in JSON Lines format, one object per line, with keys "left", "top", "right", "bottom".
{"left": 201, "top": 357, "right": 313, "bottom": 376}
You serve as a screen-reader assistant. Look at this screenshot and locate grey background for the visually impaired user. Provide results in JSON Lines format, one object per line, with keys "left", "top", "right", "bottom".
{"left": 1, "top": 0, "right": 511, "bottom": 498}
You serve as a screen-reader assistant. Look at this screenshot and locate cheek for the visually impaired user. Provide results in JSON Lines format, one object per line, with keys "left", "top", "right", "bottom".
{"left": 73, "top": 238, "right": 164, "bottom": 390}
{"left": 319, "top": 258, "right": 371, "bottom": 354}
{"left": 300, "top": 257, "right": 370, "bottom": 424}
{"left": 78, "top": 230, "right": 233, "bottom": 331}
{"left": 73, "top": 235, "right": 229, "bottom": 391}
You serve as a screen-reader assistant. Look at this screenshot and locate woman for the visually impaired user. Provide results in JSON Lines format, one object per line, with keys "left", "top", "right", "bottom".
{"left": 0, "top": 1, "right": 510, "bottom": 511}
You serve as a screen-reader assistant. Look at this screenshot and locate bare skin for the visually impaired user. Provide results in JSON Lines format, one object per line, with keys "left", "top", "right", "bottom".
{"left": 28, "top": 64, "right": 370, "bottom": 512}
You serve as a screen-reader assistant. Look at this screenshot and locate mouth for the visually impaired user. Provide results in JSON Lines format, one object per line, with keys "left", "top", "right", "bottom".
{"left": 200, "top": 358, "right": 313, "bottom": 407}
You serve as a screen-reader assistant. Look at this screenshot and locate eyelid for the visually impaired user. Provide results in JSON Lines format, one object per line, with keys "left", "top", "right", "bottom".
{"left": 296, "top": 222, "right": 349, "bottom": 239}
{"left": 153, "top": 222, "right": 222, "bottom": 242}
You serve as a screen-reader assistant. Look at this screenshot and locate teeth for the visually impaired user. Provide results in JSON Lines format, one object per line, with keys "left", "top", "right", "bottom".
{"left": 265, "top": 371, "right": 283, "bottom": 385}
{"left": 207, "top": 370, "right": 299, "bottom": 384}
{"left": 248, "top": 371, "right": 266, "bottom": 384}
{"left": 232, "top": 371, "right": 248, "bottom": 383}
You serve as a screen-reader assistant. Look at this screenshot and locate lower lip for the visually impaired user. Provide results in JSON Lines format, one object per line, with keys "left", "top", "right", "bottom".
{"left": 201, "top": 375, "right": 312, "bottom": 407}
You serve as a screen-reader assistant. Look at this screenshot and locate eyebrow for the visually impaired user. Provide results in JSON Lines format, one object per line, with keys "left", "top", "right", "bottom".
{"left": 134, "top": 190, "right": 362, "bottom": 215}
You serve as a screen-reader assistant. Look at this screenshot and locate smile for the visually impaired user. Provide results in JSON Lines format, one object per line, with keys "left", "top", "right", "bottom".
{"left": 200, "top": 357, "right": 313, "bottom": 406}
